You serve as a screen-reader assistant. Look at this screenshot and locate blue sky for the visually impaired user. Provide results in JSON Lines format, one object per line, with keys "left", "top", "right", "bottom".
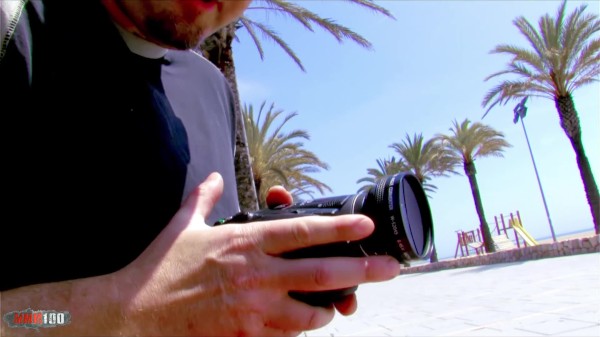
{"left": 232, "top": 0, "right": 600, "bottom": 259}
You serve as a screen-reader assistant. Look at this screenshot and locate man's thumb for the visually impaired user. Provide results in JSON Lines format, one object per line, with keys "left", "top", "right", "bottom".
{"left": 177, "top": 172, "right": 224, "bottom": 227}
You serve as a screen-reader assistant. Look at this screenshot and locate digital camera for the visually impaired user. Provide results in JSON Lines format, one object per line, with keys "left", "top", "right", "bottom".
{"left": 215, "top": 173, "right": 434, "bottom": 306}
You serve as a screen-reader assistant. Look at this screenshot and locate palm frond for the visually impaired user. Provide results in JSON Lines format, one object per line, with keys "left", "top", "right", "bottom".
{"left": 237, "top": 0, "right": 393, "bottom": 70}
{"left": 238, "top": 17, "right": 265, "bottom": 61}
{"left": 484, "top": 0, "right": 599, "bottom": 116}
{"left": 356, "top": 156, "right": 408, "bottom": 192}
{"left": 340, "top": 0, "right": 395, "bottom": 20}
{"left": 570, "top": 36, "right": 600, "bottom": 74}
{"left": 255, "top": 0, "right": 316, "bottom": 31}
{"left": 241, "top": 19, "right": 305, "bottom": 71}
{"left": 243, "top": 101, "right": 330, "bottom": 206}
{"left": 388, "top": 133, "right": 458, "bottom": 191}
{"left": 567, "top": 63, "right": 600, "bottom": 92}
{"left": 513, "top": 16, "right": 547, "bottom": 61}
{"left": 436, "top": 119, "right": 511, "bottom": 166}
{"left": 488, "top": 45, "right": 547, "bottom": 75}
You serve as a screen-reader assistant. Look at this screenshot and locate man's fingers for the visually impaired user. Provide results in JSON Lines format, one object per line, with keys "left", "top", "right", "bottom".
{"left": 257, "top": 215, "right": 374, "bottom": 254}
{"left": 275, "top": 255, "right": 400, "bottom": 292}
{"left": 333, "top": 293, "right": 357, "bottom": 316}
{"left": 265, "top": 185, "right": 293, "bottom": 209}
{"left": 264, "top": 298, "right": 335, "bottom": 332}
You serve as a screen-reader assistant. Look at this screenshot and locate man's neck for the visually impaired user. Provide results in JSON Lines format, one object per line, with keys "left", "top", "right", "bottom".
{"left": 101, "top": 0, "right": 168, "bottom": 59}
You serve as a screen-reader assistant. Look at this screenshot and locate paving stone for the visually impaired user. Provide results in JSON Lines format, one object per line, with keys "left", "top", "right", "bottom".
{"left": 304, "top": 253, "right": 600, "bottom": 337}
{"left": 516, "top": 317, "right": 599, "bottom": 335}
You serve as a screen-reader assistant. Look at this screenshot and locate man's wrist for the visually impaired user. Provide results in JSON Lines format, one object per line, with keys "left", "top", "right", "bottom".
{"left": 0, "top": 273, "right": 128, "bottom": 336}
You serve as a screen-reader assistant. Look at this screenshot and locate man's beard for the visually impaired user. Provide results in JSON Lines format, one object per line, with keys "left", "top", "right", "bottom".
{"left": 144, "top": 15, "right": 204, "bottom": 50}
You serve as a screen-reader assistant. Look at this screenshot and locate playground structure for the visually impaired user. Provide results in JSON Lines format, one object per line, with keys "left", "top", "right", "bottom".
{"left": 454, "top": 229, "right": 485, "bottom": 257}
{"left": 454, "top": 210, "right": 538, "bottom": 258}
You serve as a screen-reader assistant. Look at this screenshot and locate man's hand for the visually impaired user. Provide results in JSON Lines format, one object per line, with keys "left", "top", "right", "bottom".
{"left": 264, "top": 185, "right": 360, "bottom": 316}
{"left": 117, "top": 172, "right": 400, "bottom": 336}
{"left": 1, "top": 173, "right": 399, "bottom": 337}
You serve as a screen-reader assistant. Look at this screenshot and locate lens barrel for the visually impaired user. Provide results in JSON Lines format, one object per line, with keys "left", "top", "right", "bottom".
{"left": 282, "top": 173, "right": 434, "bottom": 263}
{"left": 357, "top": 173, "right": 433, "bottom": 261}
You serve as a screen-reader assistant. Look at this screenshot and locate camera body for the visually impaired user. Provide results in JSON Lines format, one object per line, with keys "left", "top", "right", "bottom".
{"left": 215, "top": 173, "right": 434, "bottom": 306}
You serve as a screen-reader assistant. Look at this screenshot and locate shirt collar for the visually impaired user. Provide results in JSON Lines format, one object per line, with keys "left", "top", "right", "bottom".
{"left": 114, "top": 23, "right": 168, "bottom": 59}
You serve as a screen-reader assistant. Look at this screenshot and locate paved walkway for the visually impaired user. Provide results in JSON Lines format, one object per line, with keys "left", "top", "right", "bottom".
{"left": 305, "top": 252, "right": 600, "bottom": 336}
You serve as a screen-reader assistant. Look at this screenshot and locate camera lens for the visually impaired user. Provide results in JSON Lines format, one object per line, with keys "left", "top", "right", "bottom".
{"left": 356, "top": 173, "right": 433, "bottom": 262}
{"left": 285, "top": 173, "right": 433, "bottom": 307}
{"left": 283, "top": 173, "right": 433, "bottom": 263}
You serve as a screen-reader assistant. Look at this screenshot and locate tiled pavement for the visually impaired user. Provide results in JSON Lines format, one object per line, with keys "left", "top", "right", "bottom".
{"left": 304, "top": 252, "right": 600, "bottom": 336}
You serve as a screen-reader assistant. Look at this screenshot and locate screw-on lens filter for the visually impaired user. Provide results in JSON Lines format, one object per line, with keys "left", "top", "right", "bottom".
{"left": 400, "top": 176, "right": 432, "bottom": 257}
{"left": 362, "top": 173, "right": 434, "bottom": 261}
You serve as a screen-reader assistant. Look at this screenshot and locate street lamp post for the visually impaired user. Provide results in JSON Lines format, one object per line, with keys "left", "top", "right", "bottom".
{"left": 513, "top": 97, "right": 557, "bottom": 242}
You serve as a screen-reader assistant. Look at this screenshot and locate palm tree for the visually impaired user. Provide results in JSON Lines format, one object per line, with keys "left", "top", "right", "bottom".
{"left": 389, "top": 133, "right": 459, "bottom": 263}
{"left": 436, "top": 119, "right": 512, "bottom": 253}
{"left": 200, "top": 0, "right": 394, "bottom": 212}
{"left": 244, "top": 101, "right": 331, "bottom": 208}
{"left": 482, "top": 0, "right": 599, "bottom": 233}
{"left": 389, "top": 133, "right": 459, "bottom": 195}
{"left": 356, "top": 156, "right": 407, "bottom": 193}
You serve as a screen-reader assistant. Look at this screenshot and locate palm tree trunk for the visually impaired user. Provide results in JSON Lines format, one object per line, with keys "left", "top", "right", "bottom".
{"left": 464, "top": 162, "right": 496, "bottom": 253}
{"left": 429, "top": 245, "right": 438, "bottom": 263}
{"left": 555, "top": 95, "right": 599, "bottom": 234}
{"left": 202, "top": 24, "right": 259, "bottom": 212}
{"left": 254, "top": 175, "right": 266, "bottom": 209}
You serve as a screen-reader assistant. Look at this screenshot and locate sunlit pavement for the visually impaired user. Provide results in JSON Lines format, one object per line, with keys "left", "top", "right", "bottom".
{"left": 305, "top": 252, "right": 600, "bottom": 337}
